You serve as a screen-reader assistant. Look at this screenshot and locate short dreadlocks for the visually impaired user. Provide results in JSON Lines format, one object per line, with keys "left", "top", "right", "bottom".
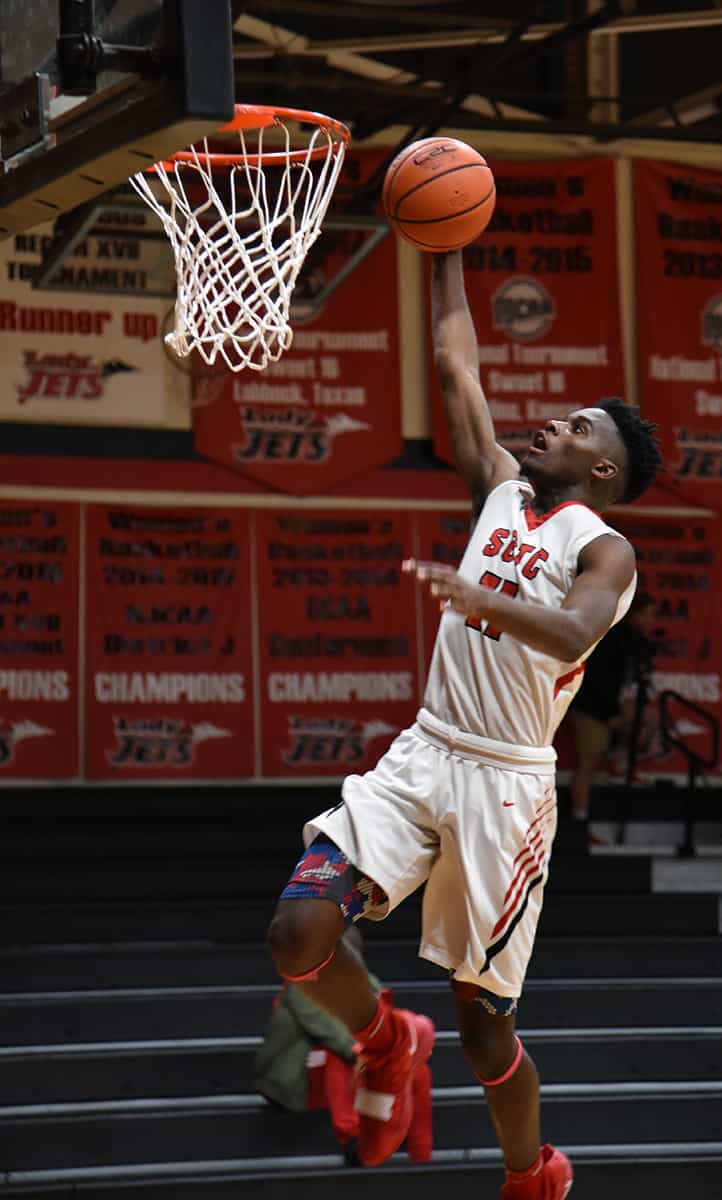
{"left": 597, "top": 398, "right": 663, "bottom": 503}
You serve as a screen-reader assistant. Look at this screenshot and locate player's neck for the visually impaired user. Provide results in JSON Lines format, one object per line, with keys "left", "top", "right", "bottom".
{"left": 527, "top": 481, "right": 597, "bottom": 517}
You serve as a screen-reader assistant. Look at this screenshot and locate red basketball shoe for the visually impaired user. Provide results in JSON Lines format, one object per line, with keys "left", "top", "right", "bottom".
{"left": 354, "top": 1008, "right": 435, "bottom": 1167}
{"left": 502, "top": 1144, "right": 573, "bottom": 1199}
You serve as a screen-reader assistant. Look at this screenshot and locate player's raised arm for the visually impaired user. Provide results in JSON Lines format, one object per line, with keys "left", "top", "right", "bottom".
{"left": 431, "top": 250, "right": 518, "bottom": 508}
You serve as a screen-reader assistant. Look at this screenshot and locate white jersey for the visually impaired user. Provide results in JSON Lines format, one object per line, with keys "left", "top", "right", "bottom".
{"left": 423, "top": 479, "right": 636, "bottom": 748}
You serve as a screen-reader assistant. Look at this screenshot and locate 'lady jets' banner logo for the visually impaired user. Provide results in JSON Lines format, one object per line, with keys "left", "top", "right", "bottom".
{"left": 283, "top": 717, "right": 396, "bottom": 766}
{"left": 0, "top": 719, "right": 52, "bottom": 766}
{"left": 233, "top": 409, "right": 370, "bottom": 465}
{"left": 16, "top": 352, "right": 136, "bottom": 403}
{"left": 108, "top": 717, "right": 231, "bottom": 768}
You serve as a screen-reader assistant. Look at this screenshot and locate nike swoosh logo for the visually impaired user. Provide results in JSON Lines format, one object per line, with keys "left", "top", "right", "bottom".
{"left": 503, "top": 801, "right": 515, "bottom": 808}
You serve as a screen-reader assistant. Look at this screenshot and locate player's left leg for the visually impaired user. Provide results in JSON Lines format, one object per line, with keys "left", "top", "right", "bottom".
{"left": 453, "top": 984, "right": 538, "bottom": 1166}
{"left": 453, "top": 984, "right": 572, "bottom": 1199}
{"left": 413, "top": 736, "right": 571, "bottom": 1197}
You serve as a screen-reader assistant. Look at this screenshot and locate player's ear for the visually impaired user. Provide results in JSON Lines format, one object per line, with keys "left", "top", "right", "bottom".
{"left": 591, "top": 458, "right": 618, "bottom": 483}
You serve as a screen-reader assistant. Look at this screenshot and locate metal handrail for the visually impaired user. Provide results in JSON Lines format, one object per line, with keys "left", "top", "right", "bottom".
{"left": 658, "top": 689, "right": 720, "bottom": 858}
{"left": 659, "top": 690, "right": 720, "bottom": 772}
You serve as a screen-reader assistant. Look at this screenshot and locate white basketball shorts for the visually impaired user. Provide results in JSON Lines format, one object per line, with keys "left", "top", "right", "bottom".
{"left": 306, "top": 707, "right": 558, "bottom": 999}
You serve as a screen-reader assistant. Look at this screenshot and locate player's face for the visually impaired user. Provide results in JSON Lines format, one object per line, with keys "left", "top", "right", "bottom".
{"left": 521, "top": 407, "right": 622, "bottom": 491}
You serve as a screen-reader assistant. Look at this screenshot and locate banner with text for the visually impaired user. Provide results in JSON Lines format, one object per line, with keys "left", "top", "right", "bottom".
{"left": 193, "top": 152, "right": 402, "bottom": 494}
{"left": 85, "top": 506, "right": 254, "bottom": 779}
{"left": 416, "top": 509, "right": 471, "bottom": 675}
{"left": 635, "top": 160, "right": 722, "bottom": 508}
{"left": 255, "top": 509, "right": 419, "bottom": 775}
{"left": 431, "top": 158, "right": 624, "bottom": 465}
{"left": 607, "top": 511, "right": 722, "bottom": 778}
{"left": 3, "top": 496, "right": 717, "bottom": 784}
{"left": 0, "top": 221, "right": 188, "bottom": 429}
{"left": 0, "top": 501, "right": 80, "bottom": 778}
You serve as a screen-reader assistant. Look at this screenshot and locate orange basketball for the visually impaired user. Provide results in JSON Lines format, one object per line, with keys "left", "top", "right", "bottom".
{"left": 382, "top": 137, "right": 496, "bottom": 252}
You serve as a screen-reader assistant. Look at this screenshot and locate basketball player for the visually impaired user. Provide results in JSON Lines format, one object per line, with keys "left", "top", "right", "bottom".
{"left": 268, "top": 248, "right": 662, "bottom": 1198}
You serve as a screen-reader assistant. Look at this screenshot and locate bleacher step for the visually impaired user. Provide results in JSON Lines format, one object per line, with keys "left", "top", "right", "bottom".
{"left": 2, "top": 1026, "right": 721, "bottom": 1104}
{"left": 2, "top": 1088, "right": 721, "bottom": 1171}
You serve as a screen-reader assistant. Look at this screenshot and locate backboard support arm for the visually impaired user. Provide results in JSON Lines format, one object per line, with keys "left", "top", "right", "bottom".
{"left": 0, "top": 0, "right": 235, "bottom": 241}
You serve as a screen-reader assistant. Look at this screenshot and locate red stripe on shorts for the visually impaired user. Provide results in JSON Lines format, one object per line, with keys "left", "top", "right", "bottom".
{"left": 492, "top": 851, "right": 548, "bottom": 939}
{"left": 493, "top": 800, "right": 556, "bottom": 939}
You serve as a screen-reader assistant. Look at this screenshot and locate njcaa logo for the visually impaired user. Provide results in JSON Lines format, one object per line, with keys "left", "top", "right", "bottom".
{"left": 0, "top": 719, "right": 52, "bottom": 767}
{"left": 283, "top": 717, "right": 396, "bottom": 766}
{"left": 701, "top": 295, "right": 722, "bottom": 350}
{"left": 108, "top": 717, "right": 231, "bottom": 768}
{"left": 492, "top": 277, "right": 556, "bottom": 342}
{"left": 16, "top": 352, "right": 136, "bottom": 404}
{"left": 233, "top": 408, "right": 369, "bottom": 465}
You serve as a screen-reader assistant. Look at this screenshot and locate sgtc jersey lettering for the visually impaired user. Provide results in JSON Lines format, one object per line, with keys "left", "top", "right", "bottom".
{"left": 424, "top": 481, "right": 635, "bottom": 746}
{"left": 482, "top": 527, "right": 550, "bottom": 579}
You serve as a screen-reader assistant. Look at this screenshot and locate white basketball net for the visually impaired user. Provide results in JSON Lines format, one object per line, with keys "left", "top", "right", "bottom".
{"left": 129, "top": 115, "right": 347, "bottom": 372}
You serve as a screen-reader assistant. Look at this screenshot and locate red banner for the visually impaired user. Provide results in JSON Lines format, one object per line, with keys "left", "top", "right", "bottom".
{"left": 416, "top": 509, "right": 471, "bottom": 676}
{"left": 606, "top": 512, "right": 722, "bottom": 778}
{"left": 635, "top": 160, "right": 722, "bottom": 509}
{"left": 432, "top": 158, "right": 624, "bottom": 465}
{"left": 255, "top": 508, "right": 419, "bottom": 776}
{"left": 85, "top": 506, "right": 254, "bottom": 779}
{"left": 192, "top": 152, "right": 403, "bottom": 495}
{"left": 0, "top": 501, "right": 80, "bottom": 778}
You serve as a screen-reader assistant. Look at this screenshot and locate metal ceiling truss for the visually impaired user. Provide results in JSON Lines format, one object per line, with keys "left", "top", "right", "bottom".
{"left": 233, "top": 5, "right": 722, "bottom": 147}
{"left": 241, "top": 1, "right": 518, "bottom": 35}
{"left": 234, "top": 13, "right": 548, "bottom": 126}
{"left": 630, "top": 82, "right": 722, "bottom": 130}
{"left": 237, "top": 3, "right": 722, "bottom": 47}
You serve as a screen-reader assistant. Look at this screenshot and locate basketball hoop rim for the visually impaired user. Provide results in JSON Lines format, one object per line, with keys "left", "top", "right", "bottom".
{"left": 157, "top": 103, "right": 350, "bottom": 169}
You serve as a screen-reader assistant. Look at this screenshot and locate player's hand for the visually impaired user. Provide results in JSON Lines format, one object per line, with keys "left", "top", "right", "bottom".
{"left": 402, "top": 559, "right": 487, "bottom": 616}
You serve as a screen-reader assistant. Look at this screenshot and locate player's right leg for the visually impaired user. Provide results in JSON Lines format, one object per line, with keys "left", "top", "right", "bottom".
{"left": 269, "top": 890, "right": 378, "bottom": 1031}
{"left": 268, "top": 729, "right": 442, "bottom": 1164}
{"left": 268, "top": 837, "right": 435, "bottom": 1167}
